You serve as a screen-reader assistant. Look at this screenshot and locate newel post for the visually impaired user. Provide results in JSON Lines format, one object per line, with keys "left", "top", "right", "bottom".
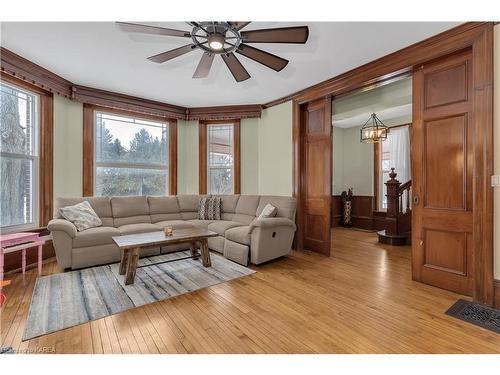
{"left": 385, "top": 168, "right": 401, "bottom": 235}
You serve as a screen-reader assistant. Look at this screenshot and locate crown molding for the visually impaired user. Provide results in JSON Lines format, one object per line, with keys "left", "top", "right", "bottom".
{"left": 186, "top": 104, "right": 262, "bottom": 121}
{"left": 0, "top": 47, "right": 73, "bottom": 97}
{"left": 71, "top": 85, "right": 187, "bottom": 120}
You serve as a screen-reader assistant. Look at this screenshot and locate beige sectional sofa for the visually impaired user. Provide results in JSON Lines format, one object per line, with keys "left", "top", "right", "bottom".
{"left": 48, "top": 195, "right": 297, "bottom": 270}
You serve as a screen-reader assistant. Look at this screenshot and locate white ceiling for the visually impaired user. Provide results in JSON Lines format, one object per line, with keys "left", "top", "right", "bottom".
{"left": 332, "top": 76, "right": 412, "bottom": 128}
{"left": 0, "top": 22, "right": 460, "bottom": 107}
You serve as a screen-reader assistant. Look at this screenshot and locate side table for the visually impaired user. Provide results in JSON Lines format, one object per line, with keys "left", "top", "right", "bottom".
{"left": 0, "top": 232, "right": 46, "bottom": 283}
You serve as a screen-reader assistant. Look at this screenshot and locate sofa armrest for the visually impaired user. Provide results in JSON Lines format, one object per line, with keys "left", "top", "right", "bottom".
{"left": 248, "top": 217, "right": 297, "bottom": 233}
{"left": 47, "top": 219, "right": 77, "bottom": 238}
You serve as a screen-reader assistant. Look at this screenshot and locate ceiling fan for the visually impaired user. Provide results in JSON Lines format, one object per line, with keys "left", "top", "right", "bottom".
{"left": 117, "top": 21, "right": 309, "bottom": 82}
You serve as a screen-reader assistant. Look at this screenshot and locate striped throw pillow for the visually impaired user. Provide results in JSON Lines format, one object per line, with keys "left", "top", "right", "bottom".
{"left": 198, "top": 197, "right": 222, "bottom": 220}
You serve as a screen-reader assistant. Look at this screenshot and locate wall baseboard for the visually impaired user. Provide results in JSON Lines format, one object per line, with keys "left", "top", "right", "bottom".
{"left": 494, "top": 279, "right": 500, "bottom": 309}
{"left": 331, "top": 195, "right": 376, "bottom": 231}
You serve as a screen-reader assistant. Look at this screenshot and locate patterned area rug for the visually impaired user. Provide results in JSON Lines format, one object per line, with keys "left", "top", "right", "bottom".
{"left": 446, "top": 299, "right": 500, "bottom": 334}
{"left": 23, "top": 251, "right": 255, "bottom": 340}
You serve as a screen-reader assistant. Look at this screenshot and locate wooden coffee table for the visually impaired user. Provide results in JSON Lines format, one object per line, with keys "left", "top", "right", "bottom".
{"left": 112, "top": 227, "right": 218, "bottom": 285}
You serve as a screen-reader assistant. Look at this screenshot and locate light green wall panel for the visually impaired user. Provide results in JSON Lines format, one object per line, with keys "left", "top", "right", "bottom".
{"left": 241, "top": 118, "right": 259, "bottom": 195}
{"left": 53, "top": 96, "right": 83, "bottom": 199}
{"left": 177, "top": 120, "right": 199, "bottom": 194}
{"left": 258, "top": 101, "right": 293, "bottom": 196}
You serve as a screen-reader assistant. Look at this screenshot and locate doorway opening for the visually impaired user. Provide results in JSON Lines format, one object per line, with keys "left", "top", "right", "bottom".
{"left": 331, "top": 75, "right": 412, "bottom": 245}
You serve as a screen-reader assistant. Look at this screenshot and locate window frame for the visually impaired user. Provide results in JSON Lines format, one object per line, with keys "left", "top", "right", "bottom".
{"left": 373, "top": 123, "right": 411, "bottom": 211}
{"left": 0, "top": 73, "right": 53, "bottom": 233}
{"left": 83, "top": 104, "right": 177, "bottom": 197}
{"left": 198, "top": 119, "right": 241, "bottom": 195}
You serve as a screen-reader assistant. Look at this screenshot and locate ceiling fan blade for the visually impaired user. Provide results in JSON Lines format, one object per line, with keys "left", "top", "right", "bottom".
{"left": 241, "top": 26, "right": 309, "bottom": 44}
{"left": 221, "top": 53, "right": 250, "bottom": 82}
{"left": 236, "top": 44, "right": 288, "bottom": 72}
{"left": 147, "top": 44, "right": 196, "bottom": 63}
{"left": 116, "top": 22, "right": 191, "bottom": 38}
{"left": 193, "top": 52, "right": 215, "bottom": 78}
{"left": 228, "top": 22, "right": 251, "bottom": 31}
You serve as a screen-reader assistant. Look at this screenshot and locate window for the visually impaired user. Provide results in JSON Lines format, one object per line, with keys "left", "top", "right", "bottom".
{"left": 207, "top": 124, "right": 234, "bottom": 194}
{"left": 94, "top": 111, "right": 170, "bottom": 196}
{"left": 0, "top": 81, "right": 39, "bottom": 231}
{"left": 199, "top": 120, "right": 240, "bottom": 195}
{"left": 377, "top": 125, "right": 411, "bottom": 210}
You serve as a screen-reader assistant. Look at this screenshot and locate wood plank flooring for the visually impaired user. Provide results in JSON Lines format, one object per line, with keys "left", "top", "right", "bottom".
{"left": 1, "top": 228, "right": 499, "bottom": 354}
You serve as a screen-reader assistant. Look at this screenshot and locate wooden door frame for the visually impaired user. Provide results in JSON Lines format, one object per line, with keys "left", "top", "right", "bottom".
{"left": 292, "top": 22, "right": 494, "bottom": 305}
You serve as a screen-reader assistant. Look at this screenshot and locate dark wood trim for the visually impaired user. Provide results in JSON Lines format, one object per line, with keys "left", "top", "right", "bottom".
{"left": 82, "top": 104, "right": 94, "bottom": 196}
{"left": 0, "top": 47, "right": 73, "bottom": 98}
{"left": 233, "top": 120, "right": 241, "bottom": 194}
{"left": 374, "top": 142, "right": 380, "bottom": 211}
{"left": 82, "top": 104, "right": 178, "bottom": 196}
{"left": 198, "top": 119, "right": 241, "bottom": 194}
{"left": 187, "top": 105, "right": 262, "bottom": 121}
{"left": 494, "top": 280, "right": 500, "bottom": 309}
{"left": 471, "top": 24, "right": 494, "bottom": 305}
{"left": 0, "top": 48, "right": 263, "bottom": 121}
{"left": 274, "top": 23, "right": 489, "bottom": 107}
{"left": 169, "top": 120, "right": 178, "bottom": 195}
{"left": 198, "top": 121, "right": 207, "bottom": 194}
{"left": 39, "top": 94, "right": 54, "bottom": 227}
{"left": 72, "top": 85, "right": 186, "bottom": 120}
{"left": 1, "top": 73, "right": 54, "bottom": 227}
{"left": 293, "top": 22, "right": 494, "bottom": 305}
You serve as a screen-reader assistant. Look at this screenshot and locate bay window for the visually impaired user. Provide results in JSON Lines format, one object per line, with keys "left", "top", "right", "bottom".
{"left": 199, "top": 120, "right": 240, "bottom": 195}
{"left": 84, "top": 105, "right": 177, "bottom": 197}
{"left": 0, "top": 80, "right": 39, "bottom": 231}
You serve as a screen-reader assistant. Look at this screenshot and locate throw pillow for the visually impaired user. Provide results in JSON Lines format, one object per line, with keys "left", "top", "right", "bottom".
{"left": 198, "top": 196, "right": 222, "bottom": 220}
{"left": 59, "top": 201, "right": 102, "bottom": 232}
{"left": 258, "top": 203, "right": 277, "bottom": 219}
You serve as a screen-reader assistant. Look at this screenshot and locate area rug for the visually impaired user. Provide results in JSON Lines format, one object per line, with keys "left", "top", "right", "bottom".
{"left": 23, "top": 251, "right": 255, "bottom": 340}
{"left": 446, "top": 299, "right": 500, "bottom": 334}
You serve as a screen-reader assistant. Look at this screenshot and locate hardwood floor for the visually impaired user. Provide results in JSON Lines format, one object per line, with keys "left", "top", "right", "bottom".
{"left": 1, "top": 228, "right": 499, "bottom": 354}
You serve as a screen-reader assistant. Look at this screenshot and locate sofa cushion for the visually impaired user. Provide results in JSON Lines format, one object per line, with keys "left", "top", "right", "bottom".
{"left": 225, "top": 226, "right": 251, "bottom": 245}
{"left": 177, "top": 195, "right": 207, "bottom": 220}
{"left": 181, "top": 211, "right": 199, "bottom": 220}
{"left": 233, "top": 195, "right": 260, "bottom": 224}
{"left": 257, "top": 196, "right": 296, "bottom": 220}
{"left": 73, "top": 226, "right": 120, "bottom": 248}
{"left": 118, "top": 223, "right": 159, "bottom": 236}
{"left": 208, "top": 220, "right": 244, "bottom": 236}
{"left": 153, "top": 220, "right": 195, "bottom": 230}
{"left": 148, "top": 196, "right": 182, "bottom": 223}
{"left": 198, "top": 196, "right": 222, "bottom": 220}
{"left": 257, "top": 203, "right": 277, "bottom": 220}
{"left": 177, "top": 195, "right": 203, "bottom": 212}
{"left": 111, "top": 196, "right": 151, "bottom": 227}
{"left": 188, "top": 219, "right": 214, "bottom": 229}
{"left": 60, "top": 201, "right": 102, "bottom": 232}
{"left": 55, "top": 197, "right": 114, "bottom": 227}
{"left": 213, "top": 194, "right": 240, "bottom": 220}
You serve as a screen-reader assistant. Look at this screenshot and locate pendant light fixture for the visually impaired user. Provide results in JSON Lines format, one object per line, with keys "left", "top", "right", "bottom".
{"left": 360, "top": 113, "right": 389, "bottom": 143}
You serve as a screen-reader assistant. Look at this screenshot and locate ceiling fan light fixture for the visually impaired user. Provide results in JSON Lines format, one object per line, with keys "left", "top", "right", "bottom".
{"left": 208, "top": 33, "right": 225, "bottom": 51}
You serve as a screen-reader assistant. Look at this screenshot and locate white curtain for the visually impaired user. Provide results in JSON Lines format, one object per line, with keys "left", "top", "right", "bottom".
{"left": 380, "top": 125, "right": 411, "bottom": 210}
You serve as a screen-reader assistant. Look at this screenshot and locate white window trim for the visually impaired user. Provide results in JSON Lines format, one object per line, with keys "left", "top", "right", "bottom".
{"left": 0, "top": 81, "right": 39, "bottom": 233}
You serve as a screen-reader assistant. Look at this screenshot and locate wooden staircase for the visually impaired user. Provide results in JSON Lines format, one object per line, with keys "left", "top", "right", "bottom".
{"left": 377, "top": 168, "right": 412, "bottom": 246}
